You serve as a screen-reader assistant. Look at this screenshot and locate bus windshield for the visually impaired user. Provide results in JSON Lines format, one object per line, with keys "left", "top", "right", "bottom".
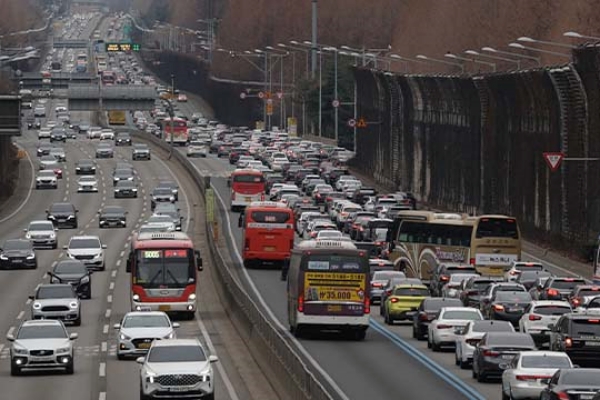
{"left": 135, "top": 249, "right": 194, "bottom": 288}
{"left": 233, "top": 174, "right": 265, "bottom": 184}
{"left": 475, "top": 217, "right": 519, "bottom": 239}
{"left": 249, "top": 210, "right": 291, "bottom": 223}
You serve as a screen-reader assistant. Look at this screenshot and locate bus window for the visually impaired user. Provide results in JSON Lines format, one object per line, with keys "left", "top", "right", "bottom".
{"left": 476, "top": 217, "right": 519, "bottom": 239}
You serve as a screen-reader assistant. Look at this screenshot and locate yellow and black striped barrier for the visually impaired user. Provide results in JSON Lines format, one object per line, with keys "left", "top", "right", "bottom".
{"left": 17, "top": 149, "right": 27, "bottom": 159}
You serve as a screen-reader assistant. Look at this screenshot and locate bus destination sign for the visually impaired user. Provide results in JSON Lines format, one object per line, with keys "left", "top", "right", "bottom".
{"left": 105, "top": 42, "right": 141, "bottom": 52}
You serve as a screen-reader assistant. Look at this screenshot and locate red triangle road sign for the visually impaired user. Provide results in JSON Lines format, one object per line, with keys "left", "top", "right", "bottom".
{"left": 543, "top": 152, "right": 564, "bottom": 172}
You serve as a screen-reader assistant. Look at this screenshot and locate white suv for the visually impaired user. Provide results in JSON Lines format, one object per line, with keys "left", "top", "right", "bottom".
{"left": 64, "top": 235, "right": 107, "bottom": 270}
{"left": 24, "top": 220, "right": 57, "bottom": 249}
{"left": 519, "top": 300, "right": 572, "bottom": 346}
{"left": 138, "top": 339, "right": 218, "bottom": 400}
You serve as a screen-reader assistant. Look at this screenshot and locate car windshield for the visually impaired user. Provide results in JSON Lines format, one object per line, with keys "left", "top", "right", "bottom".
{"left": 495, "top": 292, "right": 532, "bottom": 302}
{"left": 561, "top": 370, "right": 600, "bottom": 385}
{"left": 533, "top": 305, "right": 571, "bottom": 315}
{"left": 373, "top": 271, "right": 405, "bottom": 281}
{"left": 393, "top": 287, "right": 429, "bottom": 296}
{"left": 134, "top": 144, "right": 148, "bottom": 150}
{"left": 571, "top": 319, "right": 600, "bottom": 336}
{"left": 122, "top": 315, "right": 170, "bottom": 328}
{"left": 4, "top": 240, "right": 31, "bottom": 250}
{"left": 472, "top": 322, "right": 514, "bottom": 333}
{"left": 40, "top": 156, "right": 56, "bottom": 162}
{"left": 153, "top": 189, "right": 172, "bottom": 196}
{"left": 552, "top": 280, "right": 586, "bottom": 290}
{"left": 449, "top": 274, "right": 478, "bottom": 284}
{"left": 147, "top": 345, "right": 206, "bottom": 362}
{"left": 472, "top": 280, "right": 497, "bottom": 289}
{"left": 39, "top": 171, "right": 55, "bottom": 177}
{"left": 69, "top": 238, "right": 100, "bottom": 249}
{"left": 79, "top": 177, "right": 95, "bottom": 182}
{"left": 494, "top": 285, "right": 525, "bottom": 293}
{"left": 17, "top": 325, "right": 67, "bottom": 339}
{"left": 37, "top": 286, "right": 75, "bottom": 299}
{"left": 488, "top": 334, "right": 534, "bottom": 346}
{"left": 55, "top": 262, "right": 86, "bottom": 274}
{"left": 521, "top": 355, "right": 571, "bottom": 369}
{"left": 103, "top": 207, "right": 124, "bottom": 214}
{"left": 423, "top": 299, "right": 462, "bottom": 311}
{"left": 443, "top": 310, "right": 482, "bottom": 320}
{"left": 29, "top": 222, "right": 53, "bottom": 231}
{"left": 519, "top": 271, "right": 552, "bottom": 281}
{"left": 50, "top": 204, "right": 73, "bottom": 213}
{"left": 78, "top": 160, "right": 93, "bottom": 166}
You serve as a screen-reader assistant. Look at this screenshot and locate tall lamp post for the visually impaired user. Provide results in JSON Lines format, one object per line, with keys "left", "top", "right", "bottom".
{"left": 464, "top": 49, "right": 521, "bottom": 70}
{"left": 481, "top": 46, "right": 541, "bottom": 67}
{"left": 517, "top": 36, "right": 575, "bottom": 49}
{"left": 416, "top": 54, "right": 465, "bottom": 72}
{"left": 508, "top": 42, "right": 571, "bottom": 58}
{"left": 564, "top": 31, "right": 600, "bottom": 41}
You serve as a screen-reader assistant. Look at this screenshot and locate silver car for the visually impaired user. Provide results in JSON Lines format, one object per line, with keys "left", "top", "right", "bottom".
{"left": 36, "top": 170, "right": 58, "bottom": 189}
{"left": 64, "top": 235, "right": 107, "bottom": 271}
{"left": 77, "top": 176, "right": 99, "bottom": 192}
{"left": 114, "top": 311, "right": 179, "bottom": 360}
{"left": 7, "top": 319, "right": 77, "bottom": 376}
{"left": 30, "top": 284, "right": 81, "bottom": 326}
{"left": 138, "top": 339, "right": 218, "bottom": 399}
{"left": 24, "top": 220, "right": 58, "bottom": 249}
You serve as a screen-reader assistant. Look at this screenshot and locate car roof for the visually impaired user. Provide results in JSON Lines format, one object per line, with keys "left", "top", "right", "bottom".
{"left": 69, "top": 235, "right": 100, "bottom": 240}
{"left": 21, "top": 319, "right": 64, "bottom": 327}
{"left": 150, "top": 338, "right": 203, "bottom": 348}
{"left": 392, "top": 284, "right": 428, "bottom": 290}
{"left": 440, "top": 307, "right": 479, "bottom": 312}
{"left": 530, "top": 300, "right": 572, "bottom": 307}
{"left": 124, "top": 311, "right": 169, "bottom": 318}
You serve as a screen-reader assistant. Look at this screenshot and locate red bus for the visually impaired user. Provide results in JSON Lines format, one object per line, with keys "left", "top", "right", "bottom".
{"left": 239, "top": 201, "right": 295, "bottom": 268}
{"left": 101, "top": 70, "right": 115, "bottom": 85}
{"left": 230, "top": 169, "right": 265, "bottom": 212}
{"left": 162, "top": 117, "right": 189, "bottom": 146}
{"left": 126, "top": 232, "right": 202, "bottom": 319}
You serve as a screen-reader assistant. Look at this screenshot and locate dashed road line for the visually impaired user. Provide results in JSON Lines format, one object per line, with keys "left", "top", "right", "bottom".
{"left": 103, "top": 324, "right": 109, "bottom": 334}
{"left": 101, "top": 342, "right": 107, "bottom": 352}
{"left": 99, "top": 362, "right": 106, "bottom": 377}
{"left": 7, "top": 327, "right": 15, "bottom": 337}
{"left": 105, "top": 309, "right": 111, "bottom": 318}
{"left": 115, "top": 260, "right": 121, "bottom": 267}
{"left": 107, "top": 295, "right": 112, "bottom": 303}
{"left": 109, "top": 282, "right": 115, "bottom": 290}
{"left": 120, "top": 250, "right": 125, "bottom": 257}
{"left": 16, "top": 311, "right": 24, "bottom": 320}
{"left": 111, "top": 270, "right": 117, "bottom": 278}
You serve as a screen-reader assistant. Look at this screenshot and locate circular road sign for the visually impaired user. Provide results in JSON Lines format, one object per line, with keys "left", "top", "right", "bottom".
{"left": 239, "top": 92, "right": 247, "bottom": 99}
{"left": 332, "top": 99, "right": 340, "bottom": 108}
{"left": 258, "top": 91, "right": 265, "bottom": 99}
{"left": 347, "top": 118, "right": 356, "bottom": 128}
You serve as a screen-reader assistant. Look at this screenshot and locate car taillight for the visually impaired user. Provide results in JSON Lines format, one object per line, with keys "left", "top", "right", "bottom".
{"left": 469, "top": 258, "right": 475, "bottom": 265}
{"left": 437, "top": 324, "right": 453, "bottom": 329}
{"left": 364, "top": 296, "right": 370, "bottom": 314}
{"left": 516, "top": 375, "right": 551, "bottom": 381}
{"left": 440, "top": 275, "right": 449, "bottom": 281}
{"left": 310, "top": 232, "right": 317, "bottom": 238}
{"left": 572, "top": 298, "right": 581, "bottom": 306}
{"left": 564, "top": 337, "right": 572, "bottom": 348}
{"left": 509, "top": 270, "right": 519, "bottom": 275}
{"left": 298, "top": 294, "right": 304, "bottom": 312}
{"left": 547, "top": 289, "right": 559, "bottom": 296}
{"left": 556, "top": 392, "right": 570, "bottom": 400}
{"left": 467, "top": 290, "right": 479, "bottom": 295}
{"left": 482, "top": 350, "right": 499, "bottom": 357}
{"left": 390, "top": 298, "right": 399, "bottom": 303}
{"left": 385, "top": 289, "right": 392, "bottom": 296}
{"left": 465, "top": 338, "right": 480, "bottom": 346}
{"left": 371, "top": 282, "right": 383, "bottom": 288}
{"left": 528, "top": 314, "right": 542, "bottom": 321}
{"left": 493, "top": 304, "right": 505, "bottom": 311}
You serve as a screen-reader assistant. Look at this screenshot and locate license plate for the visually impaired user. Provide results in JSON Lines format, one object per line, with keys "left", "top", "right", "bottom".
{"left": 158, "top": 305, "right": 170, "bottom": 311}
{"left": 327, "top": 305, "right": 342, "bottom": 312}
{"left": 245, "top": 197, "right": 251, "bottom": 202}
{"left": 509, "top": 308, "right": 522, "bottom": 312}
{"left": 502, "top": 354, "right": 515, "bottom": 359}
{"left": 12, "top": 259, "right": 22, "bottom": 263}
{"left": 33, "top": 356, "right": 53, "bottom": 361}
{"left": 264, "top": 246, "right": 275, "bottom": 251}
{"left": 137, "top": 342, "right": 151, "bottom": 349}
{"left": 168, "top": 387, "right": 189, "bottom": 392}
{"left": 580, "top": 395, "right": 594, "bottom": 400}
{"left": 586, "top": 341, "right": 600, "bottom": 346}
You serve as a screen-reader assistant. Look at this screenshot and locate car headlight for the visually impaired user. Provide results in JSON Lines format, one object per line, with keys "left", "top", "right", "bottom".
{"left": 13, "top": 347, "right": 28, "bottom": 355}
{"left": 127, "top": 177, "right": 133, "bottom": 181}
{"left": 33, "top": 302, "right": 41, "bottom": 310}
{"left": 26, "top": 253, "right": 35, "bottom": 260}
{"left": 119, "top": 333, "right": 131, "bottom": 341}
{"left": 49, "top": 232, "right": 56, "bottom": 239}
{"left": 169, "top": 196, "right": 175, "bottom": 201}
{"left": 69, "top": 301, "right": 78, "bottom": 309}
{"left": 114, "top": 189, "right": 119, "bottom": 193}
{"left": 94, "top": 253, "right": 102, "bottom": 259}
{"left": 80, "top": 275, "right": 90, "bottom": 284}
{"left": 25, "top": 233, "right": 31, "bottom": 239}
{"left": 188, "top": 293, "right": 197, "bottom": 301}
{"left": 56, "top": 347, "right": 70, "bottom": 354}
{"left": 132, "top": 294, "right": 140, "bottom": 302}
{"left": 0, "top": 254, "right": 7, "bottom": 260}
{"left": 132, "top": 188, "right": 138, "bottom": 192}
{"left": 47, "top": 215, "right": 56, "bottom": 220}
{"left": 164, "top": 332, "right": 174, "bottom": 339}
{"left": 67, "top": 216, "right": 74, "bottom": 219}
{"left": 200, "top": 369, "right": 211, "bottom": 382}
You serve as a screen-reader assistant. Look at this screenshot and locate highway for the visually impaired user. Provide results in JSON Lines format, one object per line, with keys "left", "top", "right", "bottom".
{"left": 0, "top": 12, "right": 277, "bottom": 400}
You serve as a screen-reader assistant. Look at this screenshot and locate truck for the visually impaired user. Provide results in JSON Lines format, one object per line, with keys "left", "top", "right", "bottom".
{"left": 108, "top": 110, "right": 126, "bottom": 125}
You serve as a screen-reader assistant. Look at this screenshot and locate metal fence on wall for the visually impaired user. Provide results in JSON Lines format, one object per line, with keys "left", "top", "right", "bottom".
{"left": 352, "top": 44, "right": 600, "bottom": 252}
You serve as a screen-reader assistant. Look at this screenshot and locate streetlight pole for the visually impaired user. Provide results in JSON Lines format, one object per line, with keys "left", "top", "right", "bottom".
{"left": 416, "top": 54, "right": 465, "bottom": 72}
{"left": 481, "top": 46, "right": 541, "bottom": 66}
{"left": 311, "top": 0, "right": 318, "bottom": 79}
{"left": 508, "top": 42, "right": 571, "bottom": 58}
{"left": 517, "top": 36, "right": 575, "bottom": 49}
{"left": 564, "top": 31, "right": 600, "bottom": 41}
{"left": 445, "top": 53, "right": 496, "bottom": 72}
{"left": 465, "top": 50, "right": 521, "bottom": 70}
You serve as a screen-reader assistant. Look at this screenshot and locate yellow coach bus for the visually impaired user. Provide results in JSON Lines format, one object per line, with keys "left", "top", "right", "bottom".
{"left": 388, "top": 212, "right": 521, "bottom": 281}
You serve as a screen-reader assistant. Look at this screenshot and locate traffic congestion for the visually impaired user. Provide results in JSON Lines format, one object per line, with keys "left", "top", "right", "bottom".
{"left": 5, "top": 7, "right": 600, "bottom": 400}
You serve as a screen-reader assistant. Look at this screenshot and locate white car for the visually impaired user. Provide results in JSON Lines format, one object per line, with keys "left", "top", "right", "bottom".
{"left": 441, "top": 273, "right": 480, "bottom": 298}
{"left": 77, "top": 176, "right": 99, "bottom": 192}
{"left": 7, "top": 319, "right": 77, "bottom": 376}
{"left": 24, "top": 220, "right": 57, "bottom": 249}
{"left": 114, "top": 311, "right": 179, "bottom": 360}
{"left": 505, "top": 261, "right": 545, "bottom": 282}
{"left": 87, "top": 126, "right": 102, "bottom": 139}
{"left": 64, "top": 235, "right": 107, "bottom": 271}
{"left": 99, "top": 129, "right": 115, "bottom": 140}
{"left": 38, "top": 128, "right": 51, "bottom": 139}
{"left": 455, "top": 320, "right": 514, "bottom": 369}
{"left": 428, "top": 307, "right": 483, "bottom": 351}
{"left": 138, "top": 339, "right": 218, "bottom": 399}
{"left": 315, "top": 230, "right": 344, "bottom": 240}
{"left": 36, "top": 170, "right": 58, "bottom": 189}
{"left": 518, "top": 300, "right": 572, "bottom": 346}
{"left": 187, "top": 144, "right": 208, "bottom": 158}
{"left": 501, "top": 351, "right": 573, "bottom": 400}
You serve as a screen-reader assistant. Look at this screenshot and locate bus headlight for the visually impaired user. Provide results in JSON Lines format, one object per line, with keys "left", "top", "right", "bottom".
{"left": 188, "top": 293, "right": 197, "bottom": 301}
{"left": 132, "top": 294, "right": 140, "bottom": 302}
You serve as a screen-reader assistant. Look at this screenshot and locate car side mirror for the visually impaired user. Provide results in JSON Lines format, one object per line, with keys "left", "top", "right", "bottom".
{"left": 28, "top": 295, "right": 34, "bottom": 300}
{"left": 76, "top": 209, "right": 79, "bottom": 213}
{"left": 69, "top": 333, "right": 78, "bottom": 340}
{"left": 102, "top": 244, "right": 107, "bottom": 249}
{"left": 63, "top": 245, "right": 68, "bottom": 250}
{"left": 136, "top": 357, "right": 145, "bottom": 364}
{"left": 55, "top": 228, "right": 59, "bottom": 231}
{"left": 6, "top": 334, "right": 15, "bottom": 341}
{"left": 172, "top": 322, "right": 180, "bottom": 328}
{"left": 113, "top": 323, "right": 121, "bottom": 330}
{"left": 208, "top": 355, "right": 219, "bottom": 363}
{"left": 45, "top": 209, "right": 49, "bottom": 213}
{"left": 573, "top": 364, "right": 580, "bottom": 368}
{"left": 498, "top": 363, "right": 509, "bottom": 370}
{"left": 540, "top": 378, "right": 551, "bottom": 385}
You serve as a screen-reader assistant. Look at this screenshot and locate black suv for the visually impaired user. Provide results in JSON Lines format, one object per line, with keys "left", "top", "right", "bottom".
{"left": 0, "top": 239, "right": 37, "bottom": 269}
{"left": 46, "top": 202, "right": 78, "bottom": 229}
{"left": 50, "top": 128, "right": 67, "bottom": 143}
{"left": 115, "top": 132, "right": 132, "bottom": 146}
{"left": 412, "top": 297, "right": 462, "bottom": 340}
{"left": 98, "top": 206, "right": 128, "bottom": 228}
{"left": 49, "top": 260, "right": 92, "bottom": 299}
{"left": 549, "top": 313, "right": 600, "bottom": 367}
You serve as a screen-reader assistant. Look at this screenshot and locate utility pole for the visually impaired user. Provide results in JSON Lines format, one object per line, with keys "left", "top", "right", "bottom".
{"left": 311, "top": 0, "right": 317, "bottom": 79}
{"left": 333, "top": 49, "right": 338, "bottom": 142}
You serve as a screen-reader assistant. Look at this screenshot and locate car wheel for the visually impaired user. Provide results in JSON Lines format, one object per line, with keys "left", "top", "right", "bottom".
{"left": 472, "top": 362, "right": 478, "bottom": 379}
{"left": 415, "top": 327, "right": 425, "bottom": 341}
{"left": 431, "top": 338, "right": 440, "bottom": 352}
{"left": 477, "top": 369, "right": 486, "bottom": 383}
{"left": 10, "top": 363, "right": 21, "bottom": 376}
{"left": 455, "top": 351, "right": 460, "bottom": 366}
{"left": 502, "top": 389, "right": 510, "bottom": 400}
{"left": 85, "top": 290, "right": 91, "bottom": 299}
{"left": 31, "top": 262, "right": 37, "bottom": 270}
{"left": 384, "top": 312, "right": 393, "bottom": 325}
{"left": 73, "top": 315, "right": 81, "bottom": 326}
{"left": 140, "top": 386, "right": 150, "bottom": 400}
{"left": 65, "top": 360, "right": 74, "bottom": 374}
{"left": 427, "top": 335, "right": 432, "bottom": 349}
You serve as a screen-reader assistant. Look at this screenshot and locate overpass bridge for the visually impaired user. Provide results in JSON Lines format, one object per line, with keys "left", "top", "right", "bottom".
{"left": 67, "top": 84, "right": 157, "bottom": 110}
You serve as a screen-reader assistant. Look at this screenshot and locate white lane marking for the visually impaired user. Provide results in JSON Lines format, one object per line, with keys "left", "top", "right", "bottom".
{"left": 16, "top": 311, "right": 24, "bottom": 320}
{"left": 63, "top": 196, "right": 68, "bottom": 201}
{"left": 0, "top": 146, "right": 35, "bottom": 223}
{"left": 51, "top": 261, "right": 57, "bottom": 268}
{"left": 111, "top": 270, "right": 117, "bottom": 278}
{"left": 99, "top": 362, "right": 106, "bottom": 377}
{"left": 127, "top": 235, "right": 132, "bottom": 241}
{"left": 101, "top": 342, "right": 107, "bottom": 352}
{"left": 116, "top": 259, "right": 121, "bottom": 267}
{"left": 109, "top": 282, "right": 115, "bottom": 290}
{"left": 207, "top": 175, "right": 351, "bottom": 400}
{"left": 25, "top": 299, "right": 31, "bottom": 305}
{"left": 65, "top": 182, "right": 69, "bottom": 189}
{"left": 107, "top": 295, "right": 112, "bottom": 303}
{"left": 103, "top": 324, "right": 109, "bottom": 334}
{"left": 42, "top": 272, "right": 48, "bottom": 279}
{"left": 7, "top": 327, "right": 14, "bottom": 337}
{"left": 196, "top": 315, "right": 241, "bottom": 400}
{"left": 523, "top": 250, "right": 582, "bottom": 278}
{"left": 120, "top": 250, "right": 125, "bottom": 257}
{"left": 59, "top": 252, "right": 64, "bottom": 258}
{"left": 105, "top": 309, "right": 111, "bottom": 318}
{"left": 99, "top": 392, "right": 106, "bottom": 400}
{"left": 154, "top": 155, "right": 191, "bottom": 233}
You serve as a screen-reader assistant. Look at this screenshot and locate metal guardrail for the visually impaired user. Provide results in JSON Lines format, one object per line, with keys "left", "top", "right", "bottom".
{"left": 129, "top": 130, "right": 335, "bottom": 400}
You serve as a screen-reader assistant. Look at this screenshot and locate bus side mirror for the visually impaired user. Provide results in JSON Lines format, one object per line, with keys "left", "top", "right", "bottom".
{"left": 126, "top": 254, "right": 132, "bottom": 273}
{"left": 238, "top": 214, "right": 243, "bottom": 228}
{"left": 195, "top": 250, "right": 203, "bottom": 271}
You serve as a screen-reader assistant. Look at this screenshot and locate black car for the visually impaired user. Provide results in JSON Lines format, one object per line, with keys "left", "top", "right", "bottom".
{"left": 98, "top": 206, "right": 128, "bottom": 228}
{"left": 459, "top": 277, "right": 503, "bottom": 307}
{"left": 75, "top": 159, "right": 96, "bottom": 175}
{"left": 50, "top": 128, "right": 67, "bottom": 143}
{"left": 538, "top": 277, "right": 588, "bottom": 301}
{"left": 0, "top": 239, "right": 37, "bottom": 269}
{"left": 115, "top": 132, "right": 132, "bottom": 146}
{"left": 96, "top": 142, "right": 114, "bottom": 158}
{"left": 412, "top": 297, "right": 462, "bottom": 340}
{"left": 156, "top": 180, "right": 179, "bottom": 201}
{"left": 485, "top": 291, "right": 532, "bottom": 326}
{"left": 49, "top": 260, "right": 92, "bottom": 299}
{"left": 549, "top": 313, "right": 600, "bottom": 367}
{"left": 472, "top": 332, "right": 536, "bottom": 382}
{"left": 150, "top": 187, "right": 176, "bottom": 210}
{"left": 431, "top": 263, "right": 478, "bottom": 297}
{"left": 46, "top": 202, "right": 78, "bottom": 229}
{"left": 132, "top": 143, "right": 151, "bottom": 160}
{"left": 112, "top": 168, "right": 135, "bottom": 185}
{"left": 541, "top": 369, "right": 600, "bottom": 400}
{"left": 114, "top": 180, "right": 138, "bottom": 198}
